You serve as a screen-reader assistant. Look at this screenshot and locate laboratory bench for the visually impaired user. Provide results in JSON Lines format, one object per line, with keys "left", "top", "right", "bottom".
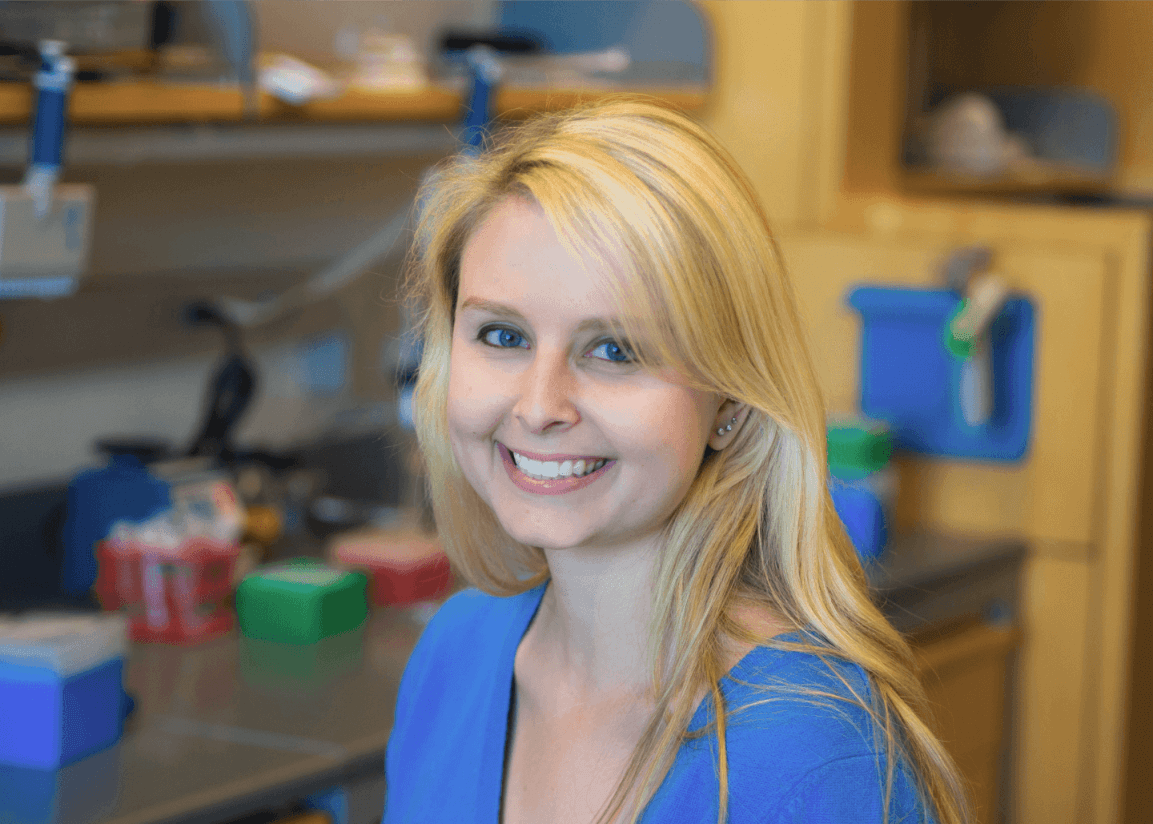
{"left": 0, "top": 529, "right": 1024, "bottom": 824}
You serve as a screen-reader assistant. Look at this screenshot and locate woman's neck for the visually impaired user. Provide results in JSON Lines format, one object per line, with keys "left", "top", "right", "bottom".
{"left": 525, "top": 539, "right": 658, "bottom": 701}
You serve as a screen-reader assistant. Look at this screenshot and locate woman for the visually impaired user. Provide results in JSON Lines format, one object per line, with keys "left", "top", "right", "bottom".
{"left": 384, "top": 99, "right": 968, "bottom": 824}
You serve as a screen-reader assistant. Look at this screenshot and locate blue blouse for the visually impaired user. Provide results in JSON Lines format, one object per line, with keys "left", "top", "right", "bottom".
{"left": 383, "top": 583, "right": 934, "bottom": 823}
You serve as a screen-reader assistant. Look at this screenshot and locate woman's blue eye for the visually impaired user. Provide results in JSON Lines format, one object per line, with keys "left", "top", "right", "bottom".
{"left": 588, "top": 340, "right": 634, "bottom": 363}
{"left": 481, "top": 327, "right": 526, "bottom": 349}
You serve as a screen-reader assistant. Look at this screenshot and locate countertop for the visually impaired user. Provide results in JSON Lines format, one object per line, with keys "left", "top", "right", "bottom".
{"left": 0, "top": 530, "right": 1026, "bottom": 824}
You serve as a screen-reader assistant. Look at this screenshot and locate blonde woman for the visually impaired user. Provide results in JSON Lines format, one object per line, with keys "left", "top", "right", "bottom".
{"left": 383, "top": 99, "right": 969, "bottom": 824}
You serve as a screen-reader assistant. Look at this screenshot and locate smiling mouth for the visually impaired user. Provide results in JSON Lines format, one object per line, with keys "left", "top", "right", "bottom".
{"left": 508, "top": 449, "right": 608, "bottom": 481}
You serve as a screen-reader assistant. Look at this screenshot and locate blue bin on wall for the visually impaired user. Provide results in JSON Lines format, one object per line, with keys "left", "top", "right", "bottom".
{"left": 847, "top": 286, "right": 1036, "bottom": 462}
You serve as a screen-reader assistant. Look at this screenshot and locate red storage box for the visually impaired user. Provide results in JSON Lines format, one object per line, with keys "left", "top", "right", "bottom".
{"left": 94, "top": 536, "right": 240, "bottom": 644}
{"left": 329, "top": 529, "right": 452, "bottom": 607}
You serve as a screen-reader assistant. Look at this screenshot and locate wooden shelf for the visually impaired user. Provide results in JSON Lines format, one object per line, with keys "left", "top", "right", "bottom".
{"left": 0, "top": 81, "right": 270, "bottom": 124}
{"left": 902, "top": 166, "right": 1113, "bottom": 198}
{"left": 0, "top": 79, "right": 708, "bottom": 126}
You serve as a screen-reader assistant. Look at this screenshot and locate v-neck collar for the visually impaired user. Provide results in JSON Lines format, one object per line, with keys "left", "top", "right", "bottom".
{"left": 486, "top": 582, "right": 807, "bottom": 822}
{"left": 490, "top": 581, "right": 549, "bottom": 822}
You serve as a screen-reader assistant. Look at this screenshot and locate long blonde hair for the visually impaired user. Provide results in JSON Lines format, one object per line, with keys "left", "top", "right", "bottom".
{"left": 406, "top": 98, "right": 969, "bottom": 824}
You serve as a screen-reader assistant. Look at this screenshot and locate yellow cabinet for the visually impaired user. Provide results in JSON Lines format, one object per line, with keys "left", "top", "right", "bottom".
{"left": 913, "top": 621, "right": 1019, "bottom": 824}
{"left": 778, "top": 200, "right": 1150, "bottom": 824}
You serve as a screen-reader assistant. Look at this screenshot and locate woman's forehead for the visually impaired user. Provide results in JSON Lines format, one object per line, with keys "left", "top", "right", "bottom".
{"left": 458, "top": 197, "right": 614, "bottom": 309}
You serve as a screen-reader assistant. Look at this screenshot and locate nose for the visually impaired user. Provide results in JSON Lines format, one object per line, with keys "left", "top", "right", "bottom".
{"left": 513, "top": 347, "right": 580, "bottom": 434}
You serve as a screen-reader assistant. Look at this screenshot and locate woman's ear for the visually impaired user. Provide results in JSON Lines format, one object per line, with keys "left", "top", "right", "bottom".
{"left": 708, "top": 401, "right": 750, "bottom": 450}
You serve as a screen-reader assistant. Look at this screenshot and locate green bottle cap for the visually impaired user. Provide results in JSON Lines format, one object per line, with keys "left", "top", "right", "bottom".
{"left": 827, "top": 419, "right": 892, "bottom": 480}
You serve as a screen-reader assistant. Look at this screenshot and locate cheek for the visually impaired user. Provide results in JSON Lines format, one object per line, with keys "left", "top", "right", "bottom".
{"left": 660, "top": 399, "right": 713, "bottom": 476}
{"left": 446, "top": 345, "right": 479, "bottom": 436}
{"left": 446, "top": 341, "right": 504, "bottom": 439}
{"left": 610, "top": 387, "right": 714, "bottom": 476}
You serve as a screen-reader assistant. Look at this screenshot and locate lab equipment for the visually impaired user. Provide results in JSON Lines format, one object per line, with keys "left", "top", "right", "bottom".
{"left": 329, "top": 528, "right": 452, "bottom": 607}
{"left": 25, "top": 40, "right": 71, "bottom": 217}
{"left": 61, "top": 453, "right": 171, "bottom": 598}
{"left": 828, "top": 418, "right": 896, "bottom": 564}
{"left": 944, "top": 273, "right": 1011, "bottom": 427}
{"left": 0, "top": 40, "right": 95, "bottom": 300}
{"left": 847, "top": 285, "right": 1035, "bottom": 462}
{"left": 236, "top": 560, "right": 367, "bottom": 644}
{"left": 94, "top": 524, "right": 240, "bottom": 645}
{"left": 0, "top": 613, "right": 126, "bottom": 769}
{"left": 184, "top": 301, "right": 257, "bottom": 464}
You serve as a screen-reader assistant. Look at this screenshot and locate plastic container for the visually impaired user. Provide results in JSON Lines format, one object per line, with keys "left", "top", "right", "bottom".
{"left": 828, "top": 417, "right": 896, "bottom": 564}
{"left": 847, "top": 285, "right": 1035, "bottom": 462}
{"left": 329, "top": 529, "right": 452, "bottom": 607}
{"left": 0, "top": 613, "right": 126, "bottom": 769}
{"left": 62, "top": 454, "right": 171, "bottom": 597}
{"left": 236, "top": 561, "right": 367, "bottom": 645}
{"left": 94, "top": 535, "right": 239, "bottom": 645}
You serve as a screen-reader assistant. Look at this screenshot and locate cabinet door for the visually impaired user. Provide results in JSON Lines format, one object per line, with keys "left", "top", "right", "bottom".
{"left": 913, "top": 622, "right": 1019, "bottom": 824}
{"left": 777, "top": 201, "right": 1150, "bottom": 824}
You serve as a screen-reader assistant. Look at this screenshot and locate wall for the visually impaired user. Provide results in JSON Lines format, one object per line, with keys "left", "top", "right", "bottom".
{"left": 0, "top": 153, "right": 442, "bottom": 491}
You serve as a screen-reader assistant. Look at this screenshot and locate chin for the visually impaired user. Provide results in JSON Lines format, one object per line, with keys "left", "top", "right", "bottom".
{"left": 502, "top": 524, "right": 583, "bottom": 552}
{"left": 494, "top": 511, "right": 594, "bottom": 552}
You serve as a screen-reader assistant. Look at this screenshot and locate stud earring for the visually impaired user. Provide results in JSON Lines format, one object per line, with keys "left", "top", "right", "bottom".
{"left": 716, "top": 415, "right": 738, "bottom": 436}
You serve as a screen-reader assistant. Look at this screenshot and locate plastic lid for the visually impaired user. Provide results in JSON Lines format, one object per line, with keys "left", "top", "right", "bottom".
{"left": 827, "top": 418, "right": 892, "bottom": 478}
{"left": 247, "top": 560, "right": 360, "bottom": 591}
{"left": 331, "top": 530, "right": 445, "bottom": 570}
{"left": 0, "top": 612, "right": 126, "bottom": 676}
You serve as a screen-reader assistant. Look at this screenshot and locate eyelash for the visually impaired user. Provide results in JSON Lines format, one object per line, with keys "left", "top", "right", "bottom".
{"left": 477, "top": 324, "right": 636, "bottom": 364}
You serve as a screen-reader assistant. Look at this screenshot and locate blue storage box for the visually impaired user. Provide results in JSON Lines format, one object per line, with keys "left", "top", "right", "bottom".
{"left": 0, "top": 614, "right": 127, "bottom": 769}
{"left": 847, "top": 286, "right": 1036, "bottom": 462}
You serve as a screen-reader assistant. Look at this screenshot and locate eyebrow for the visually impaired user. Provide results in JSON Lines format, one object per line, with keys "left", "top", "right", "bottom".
{"left": 458, "top": 297, "right": 626, "bottom": 336}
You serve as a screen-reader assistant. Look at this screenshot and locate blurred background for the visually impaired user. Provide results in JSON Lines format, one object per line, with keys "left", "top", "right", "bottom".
{"left": 1, "top": 2, "right": 1151, "bottom": 824}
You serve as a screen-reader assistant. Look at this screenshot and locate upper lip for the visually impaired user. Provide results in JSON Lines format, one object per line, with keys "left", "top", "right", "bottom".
{"left": 502, "top": 444, "right": 610, "bottom": 462}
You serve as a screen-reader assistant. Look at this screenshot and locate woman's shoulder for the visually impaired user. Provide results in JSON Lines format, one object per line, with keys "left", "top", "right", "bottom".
{"left": 718, "top": 635, "right": 931, "bottom": 822}
{"left": 647, "top": 636, "right": 932, "bottom": 823}
{"left": 719, "top": 634, "right": 888, "bottom": 760}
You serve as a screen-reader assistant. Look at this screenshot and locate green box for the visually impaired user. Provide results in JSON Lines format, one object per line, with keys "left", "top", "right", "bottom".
{"left": 236, "top": 561, "right": 367, "bottom": 644}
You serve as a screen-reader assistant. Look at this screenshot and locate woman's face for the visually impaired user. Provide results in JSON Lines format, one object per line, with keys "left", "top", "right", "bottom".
{"left": 447, "top": 195, "right": 725, "bottom": 555}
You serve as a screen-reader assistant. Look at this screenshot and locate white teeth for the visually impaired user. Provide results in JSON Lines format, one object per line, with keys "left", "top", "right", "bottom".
{"left": 512, "top": 451, "right": 606, "bottom": 480}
